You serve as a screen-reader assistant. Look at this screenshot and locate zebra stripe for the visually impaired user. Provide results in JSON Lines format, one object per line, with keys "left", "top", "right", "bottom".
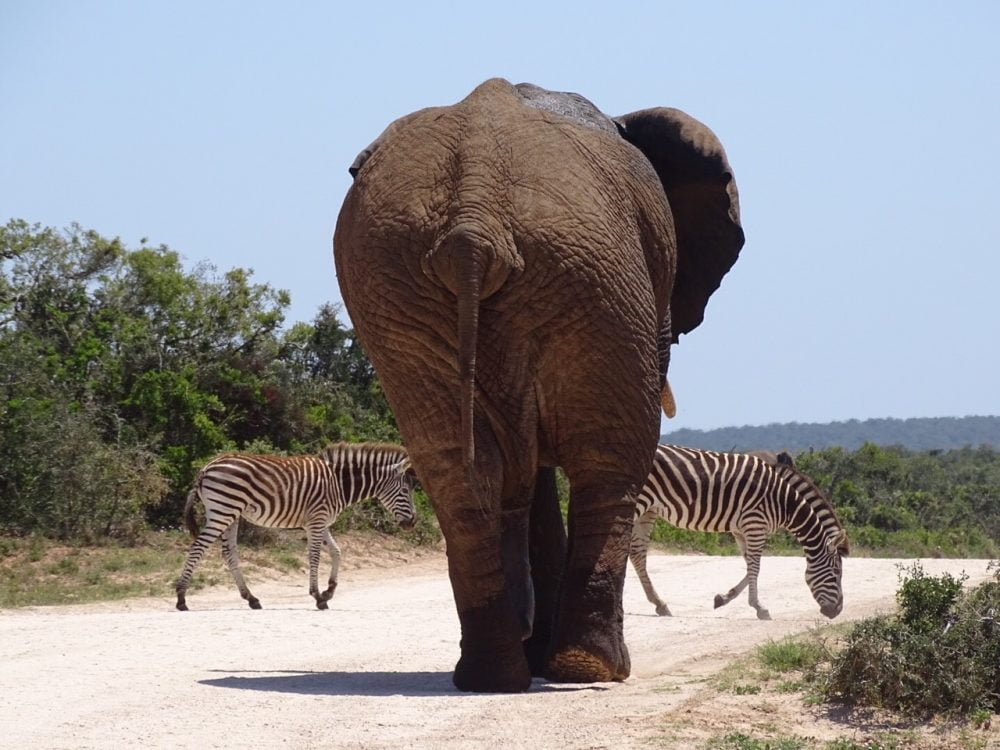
{"left": 630, "top": 445, "right": 848, "bottom": 619}
{"left": 175, "top": 442, "right": 416, "bottom": 611}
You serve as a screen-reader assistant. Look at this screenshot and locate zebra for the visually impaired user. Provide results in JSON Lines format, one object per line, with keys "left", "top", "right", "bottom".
{"left": 745, "top": 449, "right": 795, "bottom": 468}
{"left": 175, "top": 442, "right": 416, "bottom": 611}
{"left": 629, "top": 444, "right": 848, "bottom": 620}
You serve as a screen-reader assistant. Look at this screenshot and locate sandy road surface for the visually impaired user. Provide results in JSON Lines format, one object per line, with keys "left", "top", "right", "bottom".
{"left": 0, "top": 554, "right": 993, "bottom": 749}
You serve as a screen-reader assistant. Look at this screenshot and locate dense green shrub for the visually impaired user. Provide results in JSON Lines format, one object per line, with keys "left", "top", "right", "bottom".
{"left": 1, "top": 220, "right": 406, "bottom": 541}
{"left": 795, "top": 444, "right": 1000, "bottom": 557}
{"left": 824, "top": 562, "right": 1000, "bottom": 716}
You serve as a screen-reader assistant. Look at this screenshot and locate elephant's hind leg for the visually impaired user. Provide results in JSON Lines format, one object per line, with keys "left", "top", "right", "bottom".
{"left": 417, "top": 436, "right": 532, "bottom": 693}
{"left": 544, "top": 476, "right": 635, "bottom": 684}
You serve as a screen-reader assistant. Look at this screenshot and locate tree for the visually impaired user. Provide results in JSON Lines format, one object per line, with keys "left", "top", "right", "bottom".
{"left": 0, "top": 220, "right": 400, "bottom": 538}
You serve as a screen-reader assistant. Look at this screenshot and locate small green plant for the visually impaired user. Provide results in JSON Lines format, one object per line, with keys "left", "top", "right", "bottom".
{"left": 774, "top": 679, "right": 804, "bottom": 694}
{"left": 101, "top": 556, "right": 127, "bottom": 573}
{"left": 274, "top": 552, "right": 303, "bottom": 573}
{"left": 27, "top": 536, "right": 45, "bottom": 562}
{"left": 969, "top": 708, "right": 992, "bottom": 729}
{"left": 46, "top": 557, "right": 80, "bottom": 575}
{"left": 707, "top": 732, "right": 806, "bottom": 750}
{"left": 732, "top": 683, "right": 761, "bottom": 695}
{"left": 83, "top": 569, "right": 105, "bottom": 585}
{"left": 757, "top": 637, "right": 828, "bottom": 673}
{"left": 823, "top": 740, "right": 895, "bottom": 750}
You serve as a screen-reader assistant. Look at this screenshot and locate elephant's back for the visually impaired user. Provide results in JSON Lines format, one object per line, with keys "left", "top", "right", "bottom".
{"left": 335, "top": 78, "right": 674, "bottom": 339}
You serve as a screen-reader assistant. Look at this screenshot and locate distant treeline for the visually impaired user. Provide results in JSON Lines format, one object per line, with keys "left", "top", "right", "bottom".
{"left": 662, "top": 415, "right": 1000, "bottom": 453}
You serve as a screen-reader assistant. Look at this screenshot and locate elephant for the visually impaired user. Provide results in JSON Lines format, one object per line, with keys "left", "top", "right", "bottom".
{"left": 333, "top": 78, "right": 744, "bottom": 692}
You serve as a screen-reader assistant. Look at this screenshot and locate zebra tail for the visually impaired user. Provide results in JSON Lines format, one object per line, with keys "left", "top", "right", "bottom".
{"left": 183, "top": 487, "right": 201, "bottom": 538}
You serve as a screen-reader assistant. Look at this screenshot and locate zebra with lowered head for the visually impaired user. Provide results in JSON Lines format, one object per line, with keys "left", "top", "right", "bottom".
{"left": 175, "top": 442, "right": 416, "bottom": 611}
{"left": 630, "top": 445, "right": 848, "bottom": 620}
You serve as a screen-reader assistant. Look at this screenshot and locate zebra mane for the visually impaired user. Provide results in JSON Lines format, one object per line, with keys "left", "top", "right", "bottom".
{"left": 318, "top": 442, "right": 408, "bottom": 466}
{"left": 772, "top": 461, "right": 848, "bottom": 547}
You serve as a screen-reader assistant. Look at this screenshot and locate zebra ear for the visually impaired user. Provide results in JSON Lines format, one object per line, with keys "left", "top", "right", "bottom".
{"left": 828, "top": 530, "right": 850, "bottom": 556}
{"left": 396, "top": 456, "right": 415, "bottom": 476}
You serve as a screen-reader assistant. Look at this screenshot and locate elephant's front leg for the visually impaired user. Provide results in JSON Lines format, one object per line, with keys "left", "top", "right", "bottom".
{"left": 545, "top": 481, "right": 635, "bottom": 683}
{"left": 523, "top": 467, "right": 566, "bottom": 675}
{"left": 501, "top": 505, "right": 534, "bottom": 641}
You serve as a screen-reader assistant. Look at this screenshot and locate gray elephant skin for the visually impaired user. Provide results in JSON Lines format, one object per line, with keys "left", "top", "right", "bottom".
{"left": 334, "top": 78, "right": 744, "bottom": 692}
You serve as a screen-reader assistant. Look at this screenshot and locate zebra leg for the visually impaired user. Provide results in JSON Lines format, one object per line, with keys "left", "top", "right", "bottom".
{"left": 713, "top": 575, "right": 749, "bottom": 610}
{"left": 630, "top": 510, "right": 671, "bottom": 616}
{"left": 743, "top": 537, "right": 770, "bottom": 620}
{"left": 319, "top": 528, "right": 342, "bottom": 605}
{"left": 305, "top": 523, "right": 328, "bottom": 610}
{"left": 175, "top": 514, "right": 232, "bottom": 611}
{"left": 220, "top": 521, "right": 261, "bottom": 609}
{"left": 713, "top": 532, "right": 749, "bottom": 610}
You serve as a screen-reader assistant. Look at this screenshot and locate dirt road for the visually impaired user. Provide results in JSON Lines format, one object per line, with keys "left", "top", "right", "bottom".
{"left": 0, "top": 553, "right": 993, "bottom": 749}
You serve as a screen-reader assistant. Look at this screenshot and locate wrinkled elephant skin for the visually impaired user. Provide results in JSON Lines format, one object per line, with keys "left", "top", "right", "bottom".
{"left": 334, "top": 78, "right": 743, "bottom": 692}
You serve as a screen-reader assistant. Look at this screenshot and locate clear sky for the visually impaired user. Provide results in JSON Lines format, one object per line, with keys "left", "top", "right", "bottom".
{"left": 3, "top": 2, "right": 998, "bottom": 432}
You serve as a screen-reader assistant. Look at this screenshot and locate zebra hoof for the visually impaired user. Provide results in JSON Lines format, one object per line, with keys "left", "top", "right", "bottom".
{"left": 713, "top": 594, "right": 726, "bottom": 609}
{"left": 756, "top": 609, "right": 771, "bottom": 621}
{"left": 248, "top": 599, "right": 262, "bottom": 610}
{"left": 176, "top": 601, "right": 188, "bottom": 612}
{"left": 316, "top": 600, "right": 329, "bottom": 611}
{"left": 655, "top": 604, "right": 671, "bottom": 617}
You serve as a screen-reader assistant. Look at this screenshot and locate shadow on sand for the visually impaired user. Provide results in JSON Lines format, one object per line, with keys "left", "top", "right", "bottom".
{"left": 200, "top": 669, "right": 611, "bottom": 697}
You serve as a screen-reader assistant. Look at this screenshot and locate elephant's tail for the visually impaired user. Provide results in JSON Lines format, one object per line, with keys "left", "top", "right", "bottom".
{"left": 456, "top": 241, "right": 485, "bottom": 493}
{"left": 183, "top": 485, "right": 201, "bottom": 538}
{"left": 424, "top": 224, "right": 521, "bottom": 494}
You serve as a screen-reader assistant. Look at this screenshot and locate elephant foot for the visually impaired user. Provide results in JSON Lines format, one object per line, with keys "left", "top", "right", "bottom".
{"left": 523, "top": 628, "right": 552, "bottom": 677}
{"left": 248, "top": 597, "right": 262, "bottom": 610}
{"left": 655, "top": 603, "right": 671, "bottom": 617}
{"left": 453, "top": 649, "right": 532, "bottom": 693}
{"left": 545, "top": 645, "right": 630, "bottom": 684}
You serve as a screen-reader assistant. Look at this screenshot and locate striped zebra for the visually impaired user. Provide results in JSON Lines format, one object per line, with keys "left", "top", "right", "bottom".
{"left": 629, "top": 445, "right": 848, "bottom": 620}
{"left": 175, "top": 442, "right": 416, "bottom": 611}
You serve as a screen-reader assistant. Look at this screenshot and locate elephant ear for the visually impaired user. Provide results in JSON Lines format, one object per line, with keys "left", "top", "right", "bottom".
{"left": 347, "top": 107, "right": 438, "bottom": 178}
{"left": 615, "top": 108, "right": 745, "bottom": 340}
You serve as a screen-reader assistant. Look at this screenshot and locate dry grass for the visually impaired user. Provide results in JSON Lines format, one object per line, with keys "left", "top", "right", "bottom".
{"left": 0, "top": 529, "right": 440, "bottom": 608}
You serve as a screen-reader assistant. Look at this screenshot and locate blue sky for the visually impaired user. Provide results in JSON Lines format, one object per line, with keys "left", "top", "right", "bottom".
{"left": 3, "top": 2, "right": 998, "bottom": 432}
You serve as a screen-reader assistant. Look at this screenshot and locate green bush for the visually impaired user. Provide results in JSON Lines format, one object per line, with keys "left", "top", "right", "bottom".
{"left": 824, "top": 562, "right": 1000, "bottom": 716}
{"left": 895, "top": 562, "right": 965, "bottom": 633}
{"left": 795, "top": 444, "right": 1000, "bottom": 558}
{"left": 1, "top": 221, "right": 405, "bottom": 540}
